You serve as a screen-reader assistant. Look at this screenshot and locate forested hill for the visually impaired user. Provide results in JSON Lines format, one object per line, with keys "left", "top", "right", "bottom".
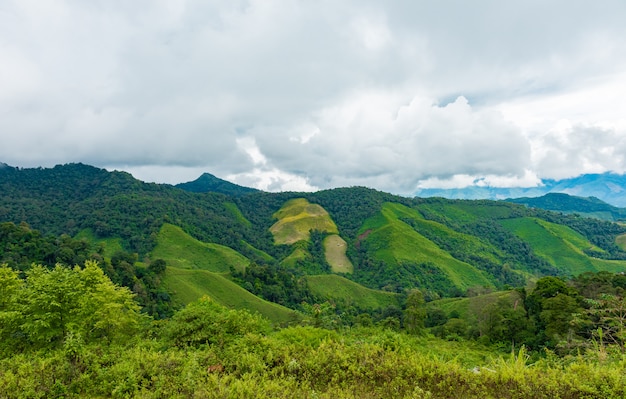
{"left": 2, "top": 163, "right": 626, "bottom": 302}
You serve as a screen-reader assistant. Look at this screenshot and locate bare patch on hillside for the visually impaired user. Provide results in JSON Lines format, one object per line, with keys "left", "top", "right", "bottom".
{"left": 324, "top": 234, "right": 353, "bottom": 273}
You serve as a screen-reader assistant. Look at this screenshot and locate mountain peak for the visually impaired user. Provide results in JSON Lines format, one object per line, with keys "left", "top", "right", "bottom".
{"left": 175, "top": 173, "right": 259, "bottom": 196}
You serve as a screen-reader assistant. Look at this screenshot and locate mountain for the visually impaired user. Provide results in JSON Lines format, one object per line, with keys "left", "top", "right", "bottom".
{"left": 415, "top": 172, "right": 626, "bottom": 207}
{"left": 506, "top": 193, "right": 626, "bottom": 221}
{"left": 2, "top": 163, "right": 626, "bottom": 316}
{"left": 176, "top": 172, "right": 259, "bottom": 196}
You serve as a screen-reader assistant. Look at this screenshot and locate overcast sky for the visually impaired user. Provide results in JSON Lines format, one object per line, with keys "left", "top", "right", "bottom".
{"left": 2, "top": 1, "right": 626, "bottom": 194}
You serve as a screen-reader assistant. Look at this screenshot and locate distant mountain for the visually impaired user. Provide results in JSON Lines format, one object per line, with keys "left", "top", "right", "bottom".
{"left": 506, "top": 193, "right": 626, "bottom": 221}
{"left": 415, "top": 172, "right": 626, "bottom": 207}
{"left": 176, "top": 172, "right": 259, "bottom": 196}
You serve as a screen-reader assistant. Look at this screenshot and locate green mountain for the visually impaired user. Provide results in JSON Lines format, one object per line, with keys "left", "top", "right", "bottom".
{"left": 2, "top": 163, "right": 626, "bottom": 316}
{"left": 175, "top": 172, "right": 259, "bottom": 196}
{"left": 506, "top": 192, "right": 626, "bottom": 221}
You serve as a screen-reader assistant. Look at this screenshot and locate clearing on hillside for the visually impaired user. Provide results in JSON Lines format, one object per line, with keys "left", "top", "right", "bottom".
{"left": 163, "top": 267, "right": 299, "bottom": 325}
{"left": 324, "top": 234, "right": 353, "bottom": 273}
{"left": 150, "top": 224, "right": 249, "bottom": 273}
{"left": 306, "top": 274, "right": 399, "bottom": 310}
{"left": 270, "top": 198, "right": 338, "bottom": 245}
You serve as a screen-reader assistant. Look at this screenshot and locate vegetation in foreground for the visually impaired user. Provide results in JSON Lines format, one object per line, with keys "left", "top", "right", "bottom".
{"left": 3, "top": 261, "right": 626, "bottom": 398}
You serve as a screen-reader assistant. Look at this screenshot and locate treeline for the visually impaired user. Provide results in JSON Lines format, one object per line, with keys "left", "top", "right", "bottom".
{"left": 426, "top": 272, "right": 626, "bottom": 354}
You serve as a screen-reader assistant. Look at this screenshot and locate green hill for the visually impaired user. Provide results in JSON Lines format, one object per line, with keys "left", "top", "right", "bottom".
{"left": 500, "top": 217, "right": 626, "bottom": 275}
{"left": 162, "top": 267, "right": 298, "bottom": 325}
{"left": 270, "top": 198, "right": 338, "bottom": 244}
{"left": 306, "top": 274, "right": 400, "bottom": 310}
{"left": 357, "top": 202, "right": 493, "bottom": 292}
{"left": 4, "top": 163, "right": 626, "bottom": 316}
{"left": 150, "top": 223, "right": 249, "bottom": 273}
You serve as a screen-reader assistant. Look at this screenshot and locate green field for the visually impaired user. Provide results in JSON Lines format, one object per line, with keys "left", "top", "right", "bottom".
{"left": 306, "top": 274, "right": 400, "bottom": 310}
{"left": 270, "top": 198, "right": 338, "bottom": 244}
{"left": 163, "top": 267, "right": 299, "bottom": 325}
{"left": 323, "top": 234, "right": 353, "bottom": 273}
{"left": 359, "top": 203, "right": 493, "bottom": 290}
{"left": 150, "top": 224, "right": 249, "bottom": 273}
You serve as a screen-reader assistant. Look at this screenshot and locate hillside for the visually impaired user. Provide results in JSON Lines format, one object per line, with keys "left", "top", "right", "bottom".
{"left": 2, "top": 163, "right": 626, "bottom": 315}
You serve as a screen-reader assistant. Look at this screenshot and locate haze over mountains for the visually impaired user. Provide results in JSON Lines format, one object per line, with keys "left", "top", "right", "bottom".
{"left": 415, "top": 172, "right": 626, "bottom": 208}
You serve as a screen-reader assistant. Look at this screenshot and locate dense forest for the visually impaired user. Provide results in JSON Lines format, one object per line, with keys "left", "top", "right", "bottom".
{"left": 3, "top": 163, "right": 626, "bottom": 396}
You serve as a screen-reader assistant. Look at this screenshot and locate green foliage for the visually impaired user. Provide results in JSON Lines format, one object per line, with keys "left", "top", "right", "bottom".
{"left": 0, "top": 261, "right": 143, "bottom": 355}
{"left": 404, "top": 289, "right": 427, "bottom": 334}
{"left": 164, "top": 296, "right": 271, "bottom": 348}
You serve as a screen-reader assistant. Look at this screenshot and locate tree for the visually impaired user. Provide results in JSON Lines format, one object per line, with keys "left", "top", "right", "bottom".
{"left": 404, "top": 289, "right": 427, "bottom": 334}
{"left": 0, "top": 264, "right": 24, "bottom": 354}
{"left": 3, "top": 261, "right": 143, "bottom": 352}
{"left": 165, "top": 296, "right": 270, "bottom": 348}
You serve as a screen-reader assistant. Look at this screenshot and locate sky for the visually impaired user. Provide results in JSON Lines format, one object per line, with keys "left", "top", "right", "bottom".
{"left": 2, "top": 1, "right": 626, "bottom": 195}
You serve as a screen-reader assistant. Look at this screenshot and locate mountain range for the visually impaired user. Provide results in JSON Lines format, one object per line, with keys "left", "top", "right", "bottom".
{"left": 415, "top": 172, "right": 626, "bottom": 207}
{"left": 2, "top": 162, "right": 626, "bottom": 322}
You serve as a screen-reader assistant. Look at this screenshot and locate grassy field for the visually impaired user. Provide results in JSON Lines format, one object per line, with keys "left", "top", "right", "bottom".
{"left": 323, "top": 234, "right": 353, "bottom": 273}
{"left": 306, "top": 274, "right": 400, "bottom": 310}
{"left": 280, "top": 247, "right": 308, "bottom": 268}
{"left": 270, "top": 198, "right": 338, "bottom": 244}
{"left": 162, "top": 266, "right": 299, "bottom": 325}
{"left": 150, "top": 224, "right": 249, "bottom": 273}
{"left": 224, "top": 201, "right": 252, "bottom": 227}
{"left": 500, "top": 217, "right": 626, "bottom": 275}
{"left": 359, "top": 203, "right": 493, "bottom": 291}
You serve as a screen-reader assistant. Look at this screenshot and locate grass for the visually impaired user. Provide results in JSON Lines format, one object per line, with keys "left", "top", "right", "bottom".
{"left": 162, "top": 266, "right": 299, "bottom": 325}
{"left": 224, "top": 202, "right": 252, "bottom": 227}
{"left": 359, "top": 203, "right": 494, "bottom": 291}
{"left": 306, "top": 275, "right": 400, "bottom": 310}
{"left": 74, "top": 228, "right": 124, "bottom": 258}
{"left": 323, "top": 234, "right": 353, "bottom": 273}
{"left": 429, "top": 290, "right": 518, "bottom": 320}
{"left": 150, "top": 224, "right": 249, "bottom": 273}
{"left": 499, "top": 217, "right": 626, "bottom": 275}
{"left": 280, "top": 247, "right": 309, "bottom": 268}
{"left": 616, "top": 233, "right": 626, "bottom": 250}
{"left": 270, "top": 198, "right": 338, "bottom": 245}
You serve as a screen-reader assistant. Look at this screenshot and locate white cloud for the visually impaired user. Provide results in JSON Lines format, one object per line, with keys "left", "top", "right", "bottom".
{"left": 2, "top": 1, "right": 626, "bottom": 193}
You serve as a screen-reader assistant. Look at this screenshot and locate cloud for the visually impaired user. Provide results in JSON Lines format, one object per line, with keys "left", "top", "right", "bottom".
{"left": 2, "top": 1, "right": 626, "bottom": 193}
